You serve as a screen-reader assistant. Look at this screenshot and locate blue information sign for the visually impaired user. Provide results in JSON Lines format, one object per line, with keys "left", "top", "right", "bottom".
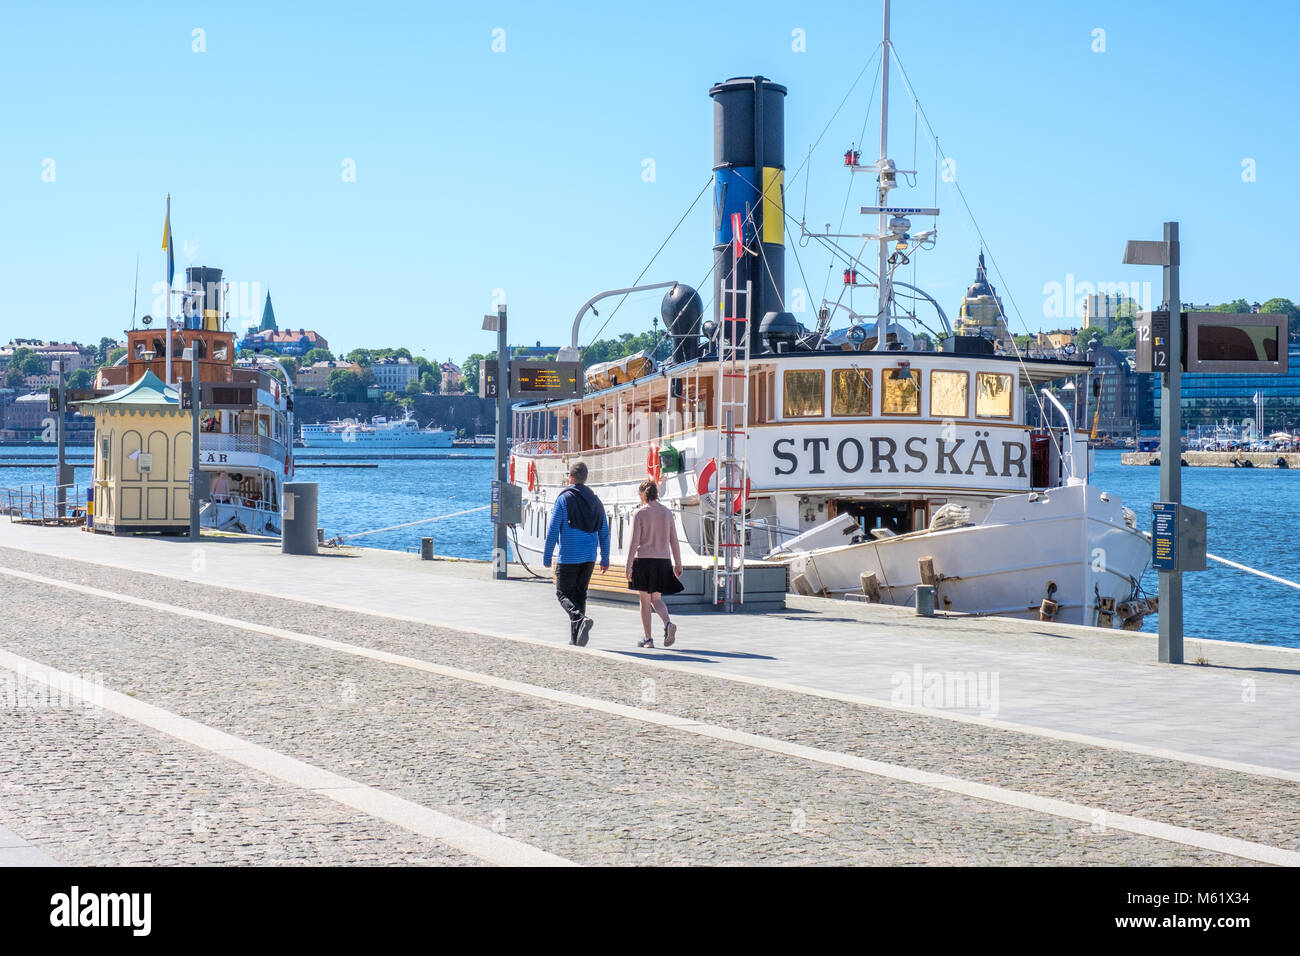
{"left": 1151, "top": 501, "right": 1177, "bottom": 570}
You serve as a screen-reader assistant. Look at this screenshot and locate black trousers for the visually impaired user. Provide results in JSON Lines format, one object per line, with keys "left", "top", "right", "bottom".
{"left": 555, "top": 561, "right": 596, "bottom": 641}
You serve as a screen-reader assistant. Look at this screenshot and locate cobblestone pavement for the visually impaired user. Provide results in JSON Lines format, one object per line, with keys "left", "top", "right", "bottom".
{"left": 1, "top": 546, "right": 1294, "bottom": 865}
{"left": 5, "top": 525, "right": 1297, "bottom": 778}
{"left": 0, "top": 705, "right": 473, "bottom": 867}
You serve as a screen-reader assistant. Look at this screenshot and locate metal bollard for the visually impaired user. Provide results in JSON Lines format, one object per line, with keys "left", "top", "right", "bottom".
{"left": 420, "top": 537, "right": 434, "bottom": 560}
{"left": 915, "top": 585, "right": 935, "bottom": 616}
{"left": 281, "top": 482, "right": 319, "bottom": 555}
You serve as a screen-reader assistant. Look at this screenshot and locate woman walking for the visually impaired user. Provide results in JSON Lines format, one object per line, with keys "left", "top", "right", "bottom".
{"left": 625, "top": 479, "right": 684, "bottom": 648}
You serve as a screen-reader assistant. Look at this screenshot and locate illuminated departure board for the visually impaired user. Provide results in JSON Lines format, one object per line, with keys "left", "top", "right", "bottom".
{"left": 509, "top": 361, "right": 582, "bottom": 399}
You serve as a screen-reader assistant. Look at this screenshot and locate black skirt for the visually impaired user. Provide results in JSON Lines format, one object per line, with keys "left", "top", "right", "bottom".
{"left": 627, "top": 557, "right": 685, "bottom": 594}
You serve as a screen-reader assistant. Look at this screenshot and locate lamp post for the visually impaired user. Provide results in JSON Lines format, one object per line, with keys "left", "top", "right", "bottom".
{"left": 1123, "top": 221, "right": 1183, "bottom": 663}
{"left": 484, "top": 305, "right": 509, "bottom": 578}
{"left": 183, "top": 344, "right": 201, "bottom": 541}
{"left": 55, "top": 357, "right": 68, "bottom": 518}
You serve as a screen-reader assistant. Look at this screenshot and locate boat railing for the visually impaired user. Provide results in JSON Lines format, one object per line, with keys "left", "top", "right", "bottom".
{"left": 519, "top": 442, "right": 666, "bottom": 488}
{"left": 201, "top": 433, "right": 287, "bottom": 461}
{"left": 514, "top": 428, "right": 713, "bottom": 488}
{"left": 743, "top": 515, "right": 802, "bottom": 556}
{"left": 208, "top": 492, "right": 278, "bottom": 514}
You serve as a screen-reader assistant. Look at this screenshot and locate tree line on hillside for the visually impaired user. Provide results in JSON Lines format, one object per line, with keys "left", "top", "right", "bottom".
{"left": 3, "top": 337, "right": 121, "bottom": 390}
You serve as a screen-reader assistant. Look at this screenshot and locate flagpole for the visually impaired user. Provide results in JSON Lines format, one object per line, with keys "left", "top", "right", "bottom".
{"left": 164, "top": 194, "right": 173, "bottom": 386}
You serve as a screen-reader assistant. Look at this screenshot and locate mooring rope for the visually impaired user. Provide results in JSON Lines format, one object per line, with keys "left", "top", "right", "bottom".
{"left": 1206, "top": 552, "right": 1300, "bottom": 592}
{"left": 1140, "top": 529, "right": 1300, "bottom": 591}
{"left": 337, "top": 505, "right": 490, "bottom": 541}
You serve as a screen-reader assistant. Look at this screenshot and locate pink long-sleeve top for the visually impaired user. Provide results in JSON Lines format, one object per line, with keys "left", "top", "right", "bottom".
{"left": 626, "top": 501, "right": 682, "bottom": 566}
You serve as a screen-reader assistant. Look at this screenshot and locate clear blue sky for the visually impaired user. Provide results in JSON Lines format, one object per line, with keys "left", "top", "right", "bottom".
{"left": 2, "top": 0, "right": 1297, "bottom": 362}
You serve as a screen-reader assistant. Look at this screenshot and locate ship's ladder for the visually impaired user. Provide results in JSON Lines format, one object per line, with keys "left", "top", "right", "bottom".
{"left": 712, "top": 269, "right": 752, "bottom": 611}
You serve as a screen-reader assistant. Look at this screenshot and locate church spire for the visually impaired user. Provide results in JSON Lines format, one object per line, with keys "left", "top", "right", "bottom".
{"left": 258, "top": 290, "right": 277, "bottom": 332}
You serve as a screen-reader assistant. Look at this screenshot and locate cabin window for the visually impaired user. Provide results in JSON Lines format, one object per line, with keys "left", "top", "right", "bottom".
{"left": 976, "top": 372, "right": 1014, "bottom": 418}
{"left": 782, "top": 370, "right": 824, "bottom": 418}
{"left": 831, "top": 368, "right": 872, "bottom": 416}
{"left": 929, "top": 370, "right": 969, "bottom": 418}
{"left": 882, "top": 370, "right": 920, "bottom": 415}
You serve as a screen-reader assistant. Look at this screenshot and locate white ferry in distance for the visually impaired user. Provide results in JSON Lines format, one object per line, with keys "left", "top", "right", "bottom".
{"left": 300, "top": 410, "right": 454, "bottom": 448}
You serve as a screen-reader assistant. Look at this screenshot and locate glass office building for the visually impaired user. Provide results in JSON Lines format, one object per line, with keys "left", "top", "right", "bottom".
{"left": 1153, "top": 345, "right": 1300, "bottom": 433}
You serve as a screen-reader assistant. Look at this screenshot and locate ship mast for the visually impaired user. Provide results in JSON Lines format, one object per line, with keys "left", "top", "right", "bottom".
{"left": 875, "top": 0, "right": 892, "bottom": 339}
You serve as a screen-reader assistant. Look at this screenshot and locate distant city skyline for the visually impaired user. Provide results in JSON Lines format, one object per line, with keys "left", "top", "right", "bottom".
{"left": 3, "top": 1, "right": 1297, "bottom": 363}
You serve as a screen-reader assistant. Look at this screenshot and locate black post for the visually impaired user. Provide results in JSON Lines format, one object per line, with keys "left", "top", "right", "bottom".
{"left": 1158, "top": 221, "right": 1183, "bottom": 664}
{"left": 493, "top": 305, "right": 509, "bottom": 579}
{"left": 189, "top": 346, "right": 201, "bottom": 541}
{"left": 55, "top": 358, "right": 67, "bottom": 518}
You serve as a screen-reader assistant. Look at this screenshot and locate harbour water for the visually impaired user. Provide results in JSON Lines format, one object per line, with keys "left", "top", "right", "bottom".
{"left": 4, "top": 446, "right": 1296, "bottom": 647}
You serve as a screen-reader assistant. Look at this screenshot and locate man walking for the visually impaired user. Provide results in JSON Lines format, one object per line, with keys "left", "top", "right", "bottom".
{"left": 543, "top": 461, "right": 609, "bottom": 646}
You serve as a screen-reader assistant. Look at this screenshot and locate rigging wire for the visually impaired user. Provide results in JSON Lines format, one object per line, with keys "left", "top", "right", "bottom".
{"left": 580, "top": 174, "right": 714, "bottom": 354}
{"left": 822, "top": 46, "right": 883, "bottom": 306}
{"left": 889, "top": 45, "right": 1066, "bottom": 450}
{"left": 783, "top": 44, "right": 882, "bottom": 193}
{"left": 726, "top": 166, "right": 881, "bottom": 346}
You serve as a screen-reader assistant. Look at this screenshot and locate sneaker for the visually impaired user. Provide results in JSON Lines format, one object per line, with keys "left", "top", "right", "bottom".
{"left": 638, "top": 636, "right": 655, "bottom": 648}
{"left": 664, "top": 622, "right": 677, "bottom": 647}
{"left": 576, "top": 617, "right": 594, "bottom": 647}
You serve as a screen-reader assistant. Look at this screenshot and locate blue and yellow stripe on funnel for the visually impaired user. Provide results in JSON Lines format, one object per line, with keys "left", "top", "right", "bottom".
{"left": 761, "top": 168, "right": 784, "bottom": 245}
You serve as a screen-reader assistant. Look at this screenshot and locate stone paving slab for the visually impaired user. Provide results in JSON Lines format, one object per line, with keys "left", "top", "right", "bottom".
{"left": 0, "top": 823, "right": 58, "bottom": 866}
{"left": 0, "top": 558, "right": 1275, "bottom": 865}
{"left": 1, "top": 525, "right": 1298, "bottom": 774}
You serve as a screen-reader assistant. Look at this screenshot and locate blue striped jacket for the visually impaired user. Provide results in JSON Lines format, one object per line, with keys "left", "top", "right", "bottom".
{"left": 543, "top": 491, "right": 610, "bottom": 567}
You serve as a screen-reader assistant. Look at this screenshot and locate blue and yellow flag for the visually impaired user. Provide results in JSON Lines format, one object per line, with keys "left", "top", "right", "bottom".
{"left": 161, "top": 194, "right": 174, "bottom": 285}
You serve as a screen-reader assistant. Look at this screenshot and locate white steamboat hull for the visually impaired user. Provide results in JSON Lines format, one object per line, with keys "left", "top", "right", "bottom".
{"left": 200, "top": 497, "right": 282, "bottom": 538}
{"left": 777, "top": 483, "right": 1150, "bottom": 626}
{"left": 300, "top": 432, "right": 453, "bottom": 448}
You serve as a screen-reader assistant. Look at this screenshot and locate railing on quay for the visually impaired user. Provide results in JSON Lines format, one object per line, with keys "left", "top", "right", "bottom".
{"left": 2, "top": 481, "right": 87, "bottom": 525}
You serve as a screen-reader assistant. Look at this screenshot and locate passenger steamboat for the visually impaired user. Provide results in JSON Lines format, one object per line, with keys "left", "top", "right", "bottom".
{"left": 97, "top": 265, "right": 293, "bottom": 537}
{"left": 506, "top": 0, "right": 1152, "bottom": 627}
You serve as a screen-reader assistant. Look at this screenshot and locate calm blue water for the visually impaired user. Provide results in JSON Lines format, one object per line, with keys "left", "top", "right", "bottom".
{"left": 4, "top": 445, "right": 1297, "bottom": 647}
{"left": 0, "top": 445, "right": 498, "bottom": 559}
{"left": 1088, "top": 450, "right": 1300, "bottom": 648}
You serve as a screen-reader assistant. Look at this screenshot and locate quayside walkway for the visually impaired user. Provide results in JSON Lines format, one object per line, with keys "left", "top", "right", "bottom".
{"left": 1, "top": 522, "right": 1297, "bottom": 866}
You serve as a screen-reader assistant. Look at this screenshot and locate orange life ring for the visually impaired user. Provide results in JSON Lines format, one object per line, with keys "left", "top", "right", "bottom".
{"left": 646, "top": 445, "right": 661, "bottom": 484}
{"left": 696, "top": 458, "right": 750, "bottom": 513}
{"left": 509, "top": 455, "right": 516, "bottom": 484}
{"left": 284, "top": 453, "right": 291, "bottom": 476}
{"left": 526, "top": 459, "right": 539, "bottom": 492}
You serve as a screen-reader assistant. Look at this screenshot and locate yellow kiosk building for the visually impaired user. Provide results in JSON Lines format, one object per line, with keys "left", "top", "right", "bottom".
{"left": 75, "top": 370, "right": 193, "bottom": 534}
